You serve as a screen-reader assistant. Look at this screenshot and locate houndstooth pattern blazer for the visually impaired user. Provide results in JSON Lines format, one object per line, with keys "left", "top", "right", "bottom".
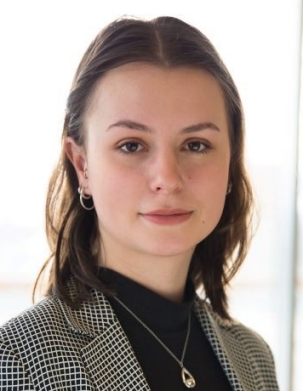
{"left": 0, "top": 279, "right": 279, "bottom": 390}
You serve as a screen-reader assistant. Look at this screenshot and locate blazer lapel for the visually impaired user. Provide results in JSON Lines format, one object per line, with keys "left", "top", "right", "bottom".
{"left": 59, "top": 280, "right": 151, "bottom": 391}
{"left": 193, "top": 299, "right": 257, "bottom": 391}
{"left": 80, "top": 322, "right": 150, "bottom": 391}
{"left": 59, "top": 279, "right": 259, "bottom": 391}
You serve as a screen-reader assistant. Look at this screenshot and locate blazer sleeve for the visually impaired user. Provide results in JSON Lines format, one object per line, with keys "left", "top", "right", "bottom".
{"left": 0, "top": 339, "right": 35, "bottom": 391}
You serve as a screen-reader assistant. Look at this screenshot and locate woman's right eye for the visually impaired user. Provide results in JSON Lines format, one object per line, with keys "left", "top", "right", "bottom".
{"left": 119, "top": 142, "right": 144, "bottom": 154}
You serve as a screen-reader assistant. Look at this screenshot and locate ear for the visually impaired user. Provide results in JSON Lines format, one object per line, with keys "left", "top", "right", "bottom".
{"left": 64, "top": 137, "right": 91, "bottom": 195}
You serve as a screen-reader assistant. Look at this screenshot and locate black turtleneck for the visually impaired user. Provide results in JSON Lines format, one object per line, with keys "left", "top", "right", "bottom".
{"left": 101, "top": 268, "right": 233, "bottom": 391}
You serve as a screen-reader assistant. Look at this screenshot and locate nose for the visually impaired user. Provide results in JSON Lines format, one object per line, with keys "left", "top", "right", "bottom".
{"left": 148, "top": 149, "right": 183, "bottom": 194}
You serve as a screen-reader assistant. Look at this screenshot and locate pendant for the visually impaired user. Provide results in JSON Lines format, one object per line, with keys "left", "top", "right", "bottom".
{"left": 181, "top": 367, "right": 196, "bottom": 388}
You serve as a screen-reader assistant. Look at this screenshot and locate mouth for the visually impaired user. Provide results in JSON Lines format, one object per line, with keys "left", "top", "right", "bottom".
{"left": 140, "top": 209, "right": 193, "bottom": 225}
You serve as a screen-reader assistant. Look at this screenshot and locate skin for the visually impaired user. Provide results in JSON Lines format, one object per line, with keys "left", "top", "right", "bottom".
{"left": 66, "top": 64, "right": 230, "bottom": 303}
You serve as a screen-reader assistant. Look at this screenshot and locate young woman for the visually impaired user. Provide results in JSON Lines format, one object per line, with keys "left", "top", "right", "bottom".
{"left": 0, "top": 16, "right": 279, "bottom": 390}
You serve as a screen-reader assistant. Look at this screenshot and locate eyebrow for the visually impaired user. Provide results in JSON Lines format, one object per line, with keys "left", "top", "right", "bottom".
{"left": 107, "top": 119, "right": 220, "bottom": 133}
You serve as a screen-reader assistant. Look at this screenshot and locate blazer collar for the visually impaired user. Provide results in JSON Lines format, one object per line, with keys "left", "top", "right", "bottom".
{"left": 194, "top": 299, "right": 257, "bottom": 391}
{"left": 58, "top": 278, "right": 256, "bottom": 391}
{"left": 57, "top": 278, "right": 116, "bottom": 337}
{"left": 58, "top": 278, "right": 151, "bottom": 390}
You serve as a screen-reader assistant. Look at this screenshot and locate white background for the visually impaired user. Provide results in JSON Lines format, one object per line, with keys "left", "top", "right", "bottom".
{"left": 0, "top": 1, "right": 302, "bottom": 390}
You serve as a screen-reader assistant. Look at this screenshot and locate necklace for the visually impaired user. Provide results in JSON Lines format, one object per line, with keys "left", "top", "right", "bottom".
{"left": 113, "top": 296, "right": 196, "bottom": 389}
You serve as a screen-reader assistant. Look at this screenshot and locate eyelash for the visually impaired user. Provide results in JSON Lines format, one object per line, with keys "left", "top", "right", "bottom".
{"left": 118, "top": 141, "right": 146, "bottom": 154}
{"left": 183, "top": 141, "right": 210, "bottom": 154}
{"left": 117, "top": 140, "right": 211, "bottom": 155}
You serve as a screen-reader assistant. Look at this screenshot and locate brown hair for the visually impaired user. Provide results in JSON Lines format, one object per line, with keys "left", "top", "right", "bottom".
{"left": 35, "top": 16, "right": 253, "bottom": 319}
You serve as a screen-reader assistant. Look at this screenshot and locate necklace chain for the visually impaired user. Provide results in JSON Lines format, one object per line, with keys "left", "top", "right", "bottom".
{"left": 113, "top": 296, "right": 196, "bottom": 388}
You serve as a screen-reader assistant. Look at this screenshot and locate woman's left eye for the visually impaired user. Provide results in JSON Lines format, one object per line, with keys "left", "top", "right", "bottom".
{"left": 184, "top": 141, "right": 208, "bottom": 153}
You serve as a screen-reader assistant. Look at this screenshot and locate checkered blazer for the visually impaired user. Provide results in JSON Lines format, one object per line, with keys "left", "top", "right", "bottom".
{"left": 0, "top": 278, "right": 279, "bottom": 390}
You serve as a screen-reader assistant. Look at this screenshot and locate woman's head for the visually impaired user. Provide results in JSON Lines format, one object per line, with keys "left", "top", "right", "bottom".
{"left": 40, "top": 16, "right": 253, "bottom": 318}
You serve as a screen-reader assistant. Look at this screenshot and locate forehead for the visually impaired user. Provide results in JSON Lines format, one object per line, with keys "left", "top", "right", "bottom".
{"left": 86, "top": 63, "right": 229, "bottom": 132}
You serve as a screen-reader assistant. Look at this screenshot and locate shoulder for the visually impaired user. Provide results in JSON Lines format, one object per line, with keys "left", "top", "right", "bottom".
{"left": 0, "top": 297, "right": 68, "bottom": 390}
{"left": 0, "top": 293, "right": 96, "bottom": 364}
{"left": 0, "top": 277, "right": 113, "bottom": 346}
{"left": 0, "top": 296, "right": 79, "bottom": 365}
{"left": 194, "top": 298, "right": 279, "bottom": 389}
{"left": 0, "top": 296, "right": 64, "bottom": 342}
{"left": 0, "top": 293, "right": 103, "bottom": 390}
{"left": 194, "top": 297, "right": 273, "bottom": 354}
{"left": 0, "top": 280, "right": 117, "bottom": 356}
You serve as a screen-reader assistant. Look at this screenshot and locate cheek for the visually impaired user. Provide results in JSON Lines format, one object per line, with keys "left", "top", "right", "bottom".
{"left": 89, "top": 163, "right": 143, "bottom": 209}
{"left": 189, "top": 162, "right": 229, "bottom": 223}
{"left": 91, "top": 178, "right": 124, "bottom": 226}
{"left": 205, "top": 166, "right": 229, "bottom": 214}
{"left": 189, "top": 160, "right": 229, "bottom": 192}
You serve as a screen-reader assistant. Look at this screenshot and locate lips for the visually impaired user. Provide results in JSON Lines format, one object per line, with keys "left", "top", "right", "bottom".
{"left": 140, "top": 209, "right": 193, "bottom": 225}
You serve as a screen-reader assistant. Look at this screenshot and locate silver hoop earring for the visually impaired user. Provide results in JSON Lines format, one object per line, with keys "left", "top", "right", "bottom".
{"left": 226, "top": 183, "right": 232, "bottom": 195}
{"left": 78, "top": 186, "right": 95, "bottom": 211}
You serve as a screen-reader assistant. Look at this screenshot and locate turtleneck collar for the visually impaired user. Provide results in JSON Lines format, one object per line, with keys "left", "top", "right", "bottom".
{"left": 99, "top": 268, "right": 195, "bottom": 334}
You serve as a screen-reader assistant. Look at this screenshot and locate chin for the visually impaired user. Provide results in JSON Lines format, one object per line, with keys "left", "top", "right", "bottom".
{"left": 146, "top": 242, "right": 196, "bottom": 259}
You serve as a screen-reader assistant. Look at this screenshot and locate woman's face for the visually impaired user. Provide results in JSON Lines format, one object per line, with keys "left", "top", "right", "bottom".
{"left": 68, "top": 64, "right": 231, "bottom": 264}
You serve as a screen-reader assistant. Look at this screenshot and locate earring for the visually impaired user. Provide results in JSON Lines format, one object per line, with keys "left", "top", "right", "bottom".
{"left": 226, "top": 183, "right": 232, "bottom": 195}
{"left": 78, "top": 185, "right": 95, "bottom": 211}
{"left": 84, "top": 168, "right": 88, "bottom": 179}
